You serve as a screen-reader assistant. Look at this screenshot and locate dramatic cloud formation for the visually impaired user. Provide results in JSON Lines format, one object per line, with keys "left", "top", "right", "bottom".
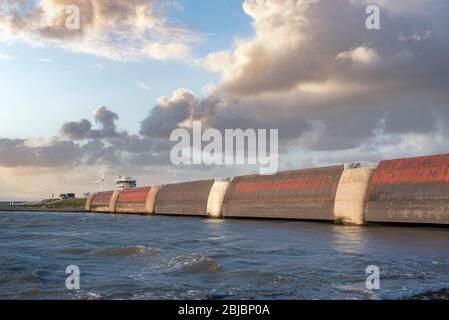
{"left": 0, "top": 138, "right": 83, "bottom": 168}
{"left": 140, "top": 89, "right": 196, "bottom": 138}
{"left": 201, "top": 0, "right": 449, "bottom": 152}
{"left": 1, "top": 0, "right": 449, "bottom": 199}
{"left": 205, "top": 0, "right": 449, "bottom": 95}
{"left": 130, "top": 0, "right": 449, "bottom": 157}
{"left": 62, "top": 106, "right": 120, "bottom": 140}
{"left": 0, "top": 0, "right": 198, "bottom": 61}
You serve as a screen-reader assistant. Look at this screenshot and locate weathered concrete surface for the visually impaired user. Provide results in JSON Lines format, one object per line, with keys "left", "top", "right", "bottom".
{"left": 334, "top": 167, "right": 375, "bottom": 225}
{"left": 109, "top": 191, "right": 120, "bottom": 213}
{"left": 115, "top": 187, "right": 151, "bottom": 214}
{"left": 366, "top": 154, "right": 449, "bottom": 224}
{"left": 155, "top": 179, "right": 215, "bottom": 216}
{"left": 85, "top": 195, "right": 94, "bottom": 211}
{"left": 144, "top": 186, "right": 160, "bottom": 215}
{"left": 91, "top": 191, "right": 114, "bottom": 213}
{"left": 207, "top": 178, "right": 231, "bottom": 218}
{"left": 222, "top": 166, "right": 344, "bottom": 220}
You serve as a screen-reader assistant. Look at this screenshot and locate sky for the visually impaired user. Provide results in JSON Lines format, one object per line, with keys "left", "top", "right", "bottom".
{"left": 0, "top": 0, "right": 449, "bottom": 200}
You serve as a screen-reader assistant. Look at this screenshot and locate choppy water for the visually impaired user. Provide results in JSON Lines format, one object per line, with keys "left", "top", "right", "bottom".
{"left": 0, "top": 210, "right": 448, "bottom": 300}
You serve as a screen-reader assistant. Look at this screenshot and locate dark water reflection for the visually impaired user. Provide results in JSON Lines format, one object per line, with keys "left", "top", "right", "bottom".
{"left": 0, "top": 211, "right": 448, "bottom": 299}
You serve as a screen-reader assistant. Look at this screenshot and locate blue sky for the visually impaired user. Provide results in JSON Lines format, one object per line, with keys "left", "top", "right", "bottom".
{"left": 0, "top": 0, "right": 252, "bottom": 139}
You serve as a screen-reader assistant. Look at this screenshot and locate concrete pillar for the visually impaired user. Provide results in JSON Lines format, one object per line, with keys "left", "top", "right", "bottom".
{"left": 334, "top": 165, "right": 376, "bottom": 225}
{"left": 85, "top": 194, "right": 94, "bottom": 211}
{"left": 207, "top": 178, "right": 231, "bottom": 219}
{"left": 109, "top": 191, "right": 120, "bottom": 213}
{"left": 145, "top": 186, "right": 161, "bottom": 215}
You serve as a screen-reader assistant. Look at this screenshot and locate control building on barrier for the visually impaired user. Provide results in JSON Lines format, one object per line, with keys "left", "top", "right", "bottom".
{"left": 115, "top": 176, "right": 137, "bottom": 190}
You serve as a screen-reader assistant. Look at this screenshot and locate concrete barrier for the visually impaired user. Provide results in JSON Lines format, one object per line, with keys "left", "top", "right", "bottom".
{"left": 90, "top": 191, "right": 115, "bottom": 212}
{"left": 366, "top": 154, "right": 449, "bottom": 224}
{"left": 83, "top": 153, "right": 449, "bottom": 226}
{"left": 222, "top": 166, "right": 344, "bottom": 220}
{"left": 155, "top": 179, "right": 215, "bottom": 216}
{"left": 109, "top": 191, "right": 120, "bottom": 213}
{"left": 85, "top": 194, "right": 94, "bottom": 211}
{"left": 116, "top": 187, "right": 151, "bottom": 214}
{"left": 207, "top": 178, "right": 231, "bottom": 218}
{"left": 334, "top": 164, "right": 376, "bottom": 225}
{"left": 144, "top": 186, "right": 160, "bottom": 215}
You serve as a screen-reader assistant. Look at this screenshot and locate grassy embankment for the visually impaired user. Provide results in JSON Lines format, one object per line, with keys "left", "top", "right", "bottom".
{"left": 28, "top": 198, "right": 87, "bottom": 210}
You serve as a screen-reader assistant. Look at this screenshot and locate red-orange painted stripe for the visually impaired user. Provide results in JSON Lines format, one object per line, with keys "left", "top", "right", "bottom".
{"left": 370, "top": 154, "right": 449, "bottom": 185}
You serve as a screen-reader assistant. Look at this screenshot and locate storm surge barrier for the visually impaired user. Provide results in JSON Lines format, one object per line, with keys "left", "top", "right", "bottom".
{"left": 85, "top": 154, "right": 449, "bottom": 226}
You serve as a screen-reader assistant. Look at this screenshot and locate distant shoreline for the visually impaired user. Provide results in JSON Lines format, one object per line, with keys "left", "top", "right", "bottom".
{"left": 0, "top": 198, "right": 86, "bottom": 213}
{"left": 0, "top": 206, "right": 85, "bottom": 212}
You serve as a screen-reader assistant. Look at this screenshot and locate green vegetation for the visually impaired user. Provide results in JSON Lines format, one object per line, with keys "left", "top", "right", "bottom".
{"left": 30, "top": 198, "right": 86, "bottom": 209}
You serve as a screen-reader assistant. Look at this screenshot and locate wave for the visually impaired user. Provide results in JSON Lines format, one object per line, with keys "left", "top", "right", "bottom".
{"left": 92, "top": 246, "right": 160, "bottom": 257}
{"left": 14, "top": 271, "right": 46, "bottom": 283}
{"left": 54, "top": 245, "right": 160, "bottom": 257}
{"left": 167, "top": 253, "right": 221, "bottom": 273}
{"left": 336, "top": 285, "right": 380, "bottom": 300}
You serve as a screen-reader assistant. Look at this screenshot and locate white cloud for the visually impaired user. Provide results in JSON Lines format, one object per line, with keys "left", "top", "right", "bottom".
{"left": 37, "top": 57, "right": 52, "bottom": 63}
{"left": 136, "top": 80, "right": 150, "bottom": 91}
{"left": 337, "top": 46, "right": 380, "bottom": 66}
{"left": 143, "top": 42, "right": 191, "bottom": 61}
{"left": 0, "top": 0, "right": 200, "bottom": 62}
{"left": 0, "top": 51, "right": 13, "bottom": 61}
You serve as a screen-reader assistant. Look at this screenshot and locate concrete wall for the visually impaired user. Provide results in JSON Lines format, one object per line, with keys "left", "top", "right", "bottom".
{"left": 83, "top": 153, "right": 449, "bottom": 226}
{"left": 222, "top": 166, "right": 344, "bottom": 220}
{"left": 207, "top": 178, "right": 231, "bottom": 218}
{"left": 144, "top": 186, "right": 160, "bottom": 215}
{"left": 366, "top": 154, "right": 449, "bottom": 224}
{"left": 115, "top": 187, "right": 151, "bottom": 214}
{"left": 91, "top": 191, "right": 114, "bottom": 213}
{"left": 108, "top": 191, "right": 120, "bottom": 213}
{"left": 334, "top": 165, "right": 376, "bottom": 225}
{"left": 155, "top": 179, "right": 215, "bottom": 216}
{"left": 85, "top": 194, "right": 94, "bottom": 211}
